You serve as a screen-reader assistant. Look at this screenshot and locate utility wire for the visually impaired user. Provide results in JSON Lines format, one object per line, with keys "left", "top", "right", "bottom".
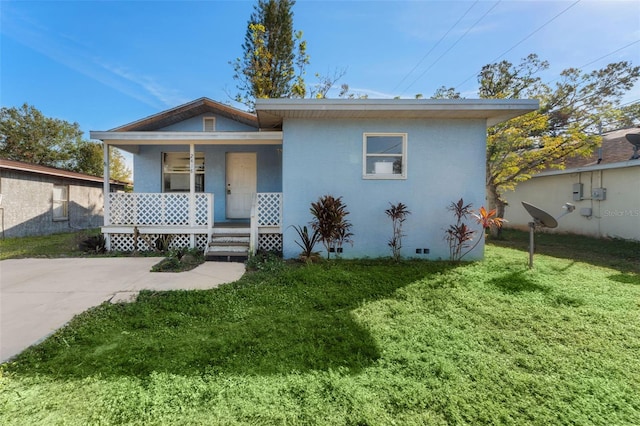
{"left": 401, "top": 0, "right": 502, "bottom": 96}
{"left": 547, "top": 39, "right": 640, "bottom": 85}
{"left": 392, "top": 0, "right": 479, "bottom": 94}
{"left": 455, "top": 0, "right": 582, "bottom": 91}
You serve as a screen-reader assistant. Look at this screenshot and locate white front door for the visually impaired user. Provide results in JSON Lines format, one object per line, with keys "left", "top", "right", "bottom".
{"left": 226, "top": 152, "right": 257, "bottom": 219}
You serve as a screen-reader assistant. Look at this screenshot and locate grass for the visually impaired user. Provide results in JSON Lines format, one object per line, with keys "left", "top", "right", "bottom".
{"left": 0, "top": 233, "right": 639, "bottom": 424}
{"left": 0, "top": 229, "right": 98, "bottom": 260}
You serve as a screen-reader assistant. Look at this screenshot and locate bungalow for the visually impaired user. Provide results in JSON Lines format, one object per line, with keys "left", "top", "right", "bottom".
{"left": 90, "top": 97, "right": 537, "bottom": 260}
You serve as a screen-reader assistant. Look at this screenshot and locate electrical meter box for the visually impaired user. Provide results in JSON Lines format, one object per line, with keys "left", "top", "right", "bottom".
{"left": 572, "top": 183, "right": 583, "bottom": 201}
{"left": 592, "top": 188, "right": 607, "bottom": 200}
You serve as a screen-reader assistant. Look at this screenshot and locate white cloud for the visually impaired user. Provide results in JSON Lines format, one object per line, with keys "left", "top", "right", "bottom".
{"left": 1, "top": 5, "right": 185, "bottom": 109}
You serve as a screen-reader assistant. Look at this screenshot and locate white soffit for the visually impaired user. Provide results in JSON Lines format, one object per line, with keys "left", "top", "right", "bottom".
{"left": 255, "top": 99, "right": 540, "bottom": 128}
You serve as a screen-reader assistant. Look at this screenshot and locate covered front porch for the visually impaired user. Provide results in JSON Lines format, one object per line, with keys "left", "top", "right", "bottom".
{"left": 101, "top": 191, "right": 283, "bottom": 257}
{"left": 92, "top": 124, "right": 283, "bottom": 259}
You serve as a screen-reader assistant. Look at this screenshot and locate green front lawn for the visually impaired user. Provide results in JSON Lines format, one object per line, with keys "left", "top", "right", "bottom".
{"left": 1, "top": 236, "right": 639, "bottom": 425}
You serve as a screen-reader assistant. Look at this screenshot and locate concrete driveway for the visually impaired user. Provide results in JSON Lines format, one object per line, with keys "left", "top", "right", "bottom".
{"left": 0, "top": 258, "right": 245, "bottom": 363}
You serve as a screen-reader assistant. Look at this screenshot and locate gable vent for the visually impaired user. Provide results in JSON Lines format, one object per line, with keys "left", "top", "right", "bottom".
{"left": 203, "top": 117, "right": 216, "bottom": 132}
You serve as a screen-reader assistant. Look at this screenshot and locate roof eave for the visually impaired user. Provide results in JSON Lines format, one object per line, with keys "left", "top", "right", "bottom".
{"left": 255, "top": 98, "right": 539, "bottom": 128}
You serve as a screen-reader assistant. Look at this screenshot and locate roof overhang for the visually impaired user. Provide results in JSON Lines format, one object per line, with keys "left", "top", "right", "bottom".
{"left": 0, "top": 158, "right": 129, "bottom": 185}
{"left": 255, "top": 98, "right": 540, "bottom": 129}
{"left": 111, "top": 97, "right": 258, "bottom": 131}
{"left": 90, "top": 131, "right": 283, "bottom": 154}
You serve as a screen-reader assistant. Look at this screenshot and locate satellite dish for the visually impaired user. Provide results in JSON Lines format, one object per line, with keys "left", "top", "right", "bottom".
{"left": 521, "top": 201, "right": 574, "bottom": 268}
{"left": 522, "top": 201, "right": 558, "bottom": 229}
{"left": 626, "top": 133, "right": 640, "bottom": 160}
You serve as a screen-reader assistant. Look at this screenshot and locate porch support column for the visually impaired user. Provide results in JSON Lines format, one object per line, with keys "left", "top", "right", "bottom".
{"left": 189, "top": 143, "right": 196, "bottom": 248}
{"left": 103, "top": 142, "right": 111, "bottom": 251}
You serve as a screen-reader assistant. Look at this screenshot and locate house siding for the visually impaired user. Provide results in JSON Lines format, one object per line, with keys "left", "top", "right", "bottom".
{"left": 281, "top": 118, "right": 488, "bottom": 260}
{"left": 158, "top": 113, "right": 257, "bottom": 132}
{"left": 134, "top": 144, "right": 282, "bottom": 222}
{"left": 503, "top": 163, "right": 640, "bottom": 241}
{"left": 0, "top": 169, "right": 106, "bottom": 238}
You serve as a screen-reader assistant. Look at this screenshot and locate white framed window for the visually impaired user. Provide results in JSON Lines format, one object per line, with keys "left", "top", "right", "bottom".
{"left": 162, "top": 152, "right": 205, "bottom": 192}
{"left": 52, "top": 184, "right": 69, "bottom": 221}
{"left": 203, "top": 117, "right": 216, "bottom": 132}
{"left": 363, "top": 133, "right": 407, "bottom": 179}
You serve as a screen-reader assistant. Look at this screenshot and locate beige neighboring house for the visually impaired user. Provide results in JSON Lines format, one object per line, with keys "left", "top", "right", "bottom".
{"left": 503, "top": 128, "right": 640, "bottom": 241}
{"left": 0, "top": 159, "right": 128, "bottom": 238}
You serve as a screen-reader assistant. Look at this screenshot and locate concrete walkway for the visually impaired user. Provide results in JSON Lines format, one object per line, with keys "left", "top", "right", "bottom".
{"left": 0, "top": 258, "right": 245, "bottom": 363}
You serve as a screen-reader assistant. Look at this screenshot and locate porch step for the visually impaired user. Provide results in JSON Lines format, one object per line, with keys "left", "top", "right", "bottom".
{"left": 206, "top": 226, "right": 250, "bottom": 262}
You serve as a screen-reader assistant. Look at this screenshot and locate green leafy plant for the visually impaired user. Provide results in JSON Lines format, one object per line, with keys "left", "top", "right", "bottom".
{"left": 154, "top": 234, "right": 174, "bottom": 252}
{"left": 445, "top": 198, "right": 505, "bottom": 261}
{"left": 79, "top": 234, "right": 106, "bottom": 254}
{"left": 246, "top": 250, "right": 285, "bottom": 272}
{"left": 291, "top": 225, "right": 321, "bottom": 263}
{"left": 385, "top": 202, "right": 411, "bottom": 261}
{"left": 310, "top": 194, "right": 354, "bottom": 259}
{"left": 151, "top": 247, "right": 204, "bottom": 272}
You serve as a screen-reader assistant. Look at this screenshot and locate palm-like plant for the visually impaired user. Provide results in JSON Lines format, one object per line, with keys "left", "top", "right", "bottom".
{"left": 291, "top": 225, "right": 321, "bottom": 263}
{"left": 445, "top": 199, "right": 505, "bottom": 261}
{"left": 310, "top": 195, "right": 353, "bottom": 259}
{"left": 385, "top": 202, "right": 410, "bottom": 261}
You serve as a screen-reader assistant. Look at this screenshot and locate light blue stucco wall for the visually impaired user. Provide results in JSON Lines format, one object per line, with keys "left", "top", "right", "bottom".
{"left": 281, "top": 118, "right": 487, "bottom": 260}
{"left": 159, "top": 113, "right": 256, "bottom": 132}
{"left": 134, "top": 144, "right": 282, "bottom": 222}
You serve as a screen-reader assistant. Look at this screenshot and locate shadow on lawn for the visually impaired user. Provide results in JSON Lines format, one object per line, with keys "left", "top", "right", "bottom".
{"left": 489, "top": 229, "right": 640, "bottom": 274}
{"left": 488, "top": 270, "right": 550, "bottom": 294}
{"left": 8, "top": 260, "right": 459, "bottom": 379}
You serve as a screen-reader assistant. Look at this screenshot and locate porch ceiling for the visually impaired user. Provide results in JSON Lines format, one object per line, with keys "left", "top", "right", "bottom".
{"left": 255, "top": 98, "right": 540, "bottom": 129}
{"left": 90, "top": 131, "right": 283, "bottom": 154}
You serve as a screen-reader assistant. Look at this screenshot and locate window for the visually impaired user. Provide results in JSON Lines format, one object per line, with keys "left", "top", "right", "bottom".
{"left": 52, "top": 184, "right": 69, "bottom": 220}
{"left": 162, "top": 152, "right": 205, "bottom": 192}
{"left": 203, "top": 117, "right": 216, "bottom": 132}
{"left": 363, "top": 133, "right": 407, "bottom": 179}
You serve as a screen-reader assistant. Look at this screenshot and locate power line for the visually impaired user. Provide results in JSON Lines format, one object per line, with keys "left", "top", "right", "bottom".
{"left": 455, "top": 0, "right": 582, "bottom": 91}
{"left": 547, "top": 39, "right": 640, "bottom": 85}
{"left": 401, "top": 0, "right": 502, "bottom": 96}
{"left": 392, "top": 0, "right": 479, "bottom": 94}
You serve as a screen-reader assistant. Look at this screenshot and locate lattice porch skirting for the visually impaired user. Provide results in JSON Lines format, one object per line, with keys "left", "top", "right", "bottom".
{"left": 107, "top": 233, "right": 281, "bottom": 254}
{"left": 108, "top": 233, "right": 209, "bottom": 252}
{"left": 258, "top": 233, "right": 283, "bottom": 252}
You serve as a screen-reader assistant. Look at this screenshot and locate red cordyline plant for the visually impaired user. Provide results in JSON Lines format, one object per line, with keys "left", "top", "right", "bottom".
{"left": 310, "top": 194, "right": 353, "bottom": 259}
{"left": 445, "top": 198, "right": 505, "bottom": 261}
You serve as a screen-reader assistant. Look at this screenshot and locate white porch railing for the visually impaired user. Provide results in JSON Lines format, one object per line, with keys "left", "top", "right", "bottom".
{"left": 103, "top": 192, "right": 282, "bottom": 254}
{"left": 107, "top": 192, "right": 213, "bottom": 226}
{"left": 250, "top": 192, "right": 283, "bottom": 255}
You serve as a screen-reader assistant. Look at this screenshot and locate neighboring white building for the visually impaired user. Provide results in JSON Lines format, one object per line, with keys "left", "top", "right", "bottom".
{"left": 503, "top": 128, "right": 640, "bottom": 241}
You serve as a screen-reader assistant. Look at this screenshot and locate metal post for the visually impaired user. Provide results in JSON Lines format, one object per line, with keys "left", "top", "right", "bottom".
{"left": 528, "top": 222, "right": 535, "bottom": 269}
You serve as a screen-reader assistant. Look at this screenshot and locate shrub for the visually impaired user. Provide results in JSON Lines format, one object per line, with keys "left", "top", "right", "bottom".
{"left": 445, "top": 198, "right": 505, "bottom": 261}
{"left": 385, "top": 202, "right": 411, "bottom": 261}
{"left": 291, "top": 225, "right": 321, "bottom": 263}
{"left": 79, "top": 234, "right": 106, "bottom": 254}
{"left": 310, "top": 194, "right": 353, "bottom": 259}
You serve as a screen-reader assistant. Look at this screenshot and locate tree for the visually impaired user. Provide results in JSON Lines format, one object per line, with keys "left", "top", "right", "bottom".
{"left": 73, "top": 141, "right": 132, "bottom": 183}
{"left": 431, "top": 86, "right": 462, "bottom": 99}
{"left": 108, "top": 147, "right": 132, "bottom": 183}
{"left": 231, "top": 0, "right": 309, "bottom": 109}
{"left": 0, "top": 103, "right": 132, "bottom": 183}
{"left": 0, "top": 103, "right": 82, "bottom": 169}
{"left": 471, "top": 55, "right": 638, "bottom": 223}
{"left": 73, "top": 141, "right": 104, "bottom": 176}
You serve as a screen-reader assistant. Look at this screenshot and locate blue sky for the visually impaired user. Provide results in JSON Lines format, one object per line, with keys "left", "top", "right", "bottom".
{"left": 2, "top": 0, "right": 639, "bottom": 139}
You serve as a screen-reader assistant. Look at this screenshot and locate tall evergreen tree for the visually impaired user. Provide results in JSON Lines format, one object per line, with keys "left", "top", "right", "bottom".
{"left": 231, "top": 0, "right": 308, "bottom": 109}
